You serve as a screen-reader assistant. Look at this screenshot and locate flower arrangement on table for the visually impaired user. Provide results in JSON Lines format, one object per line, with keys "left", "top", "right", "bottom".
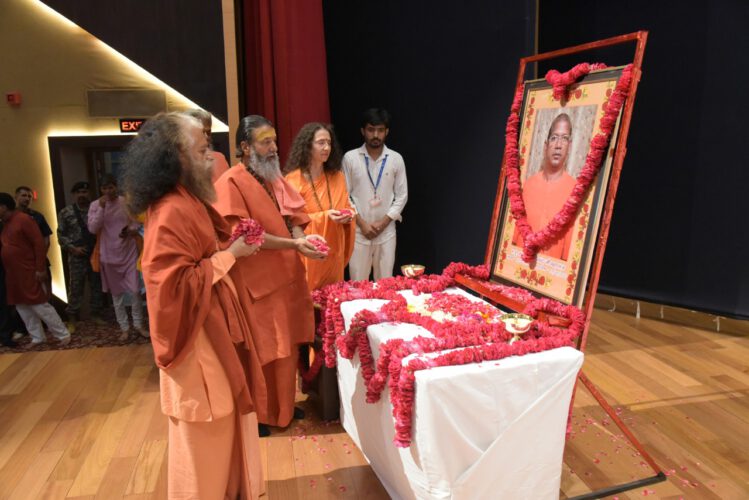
{"left": 312, "top": 262, "right": 585, "bottom": 447}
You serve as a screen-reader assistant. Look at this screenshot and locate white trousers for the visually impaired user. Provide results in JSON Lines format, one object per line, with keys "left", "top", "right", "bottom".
{"left": 348, "top": 236, "right": 397, "bottom": 281}
{"left": 112, "top": 292, "right": 144, "bottom": 332}
{"left": 16, "top": 303, "right": 70, "bottom": 343}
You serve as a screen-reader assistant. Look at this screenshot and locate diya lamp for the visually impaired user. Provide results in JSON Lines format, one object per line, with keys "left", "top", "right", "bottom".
{"left": 499, "top": 313, "right": 533, "bottom": 344}
{"left": 400, "top": 264, "right": 425, "bottom": 278}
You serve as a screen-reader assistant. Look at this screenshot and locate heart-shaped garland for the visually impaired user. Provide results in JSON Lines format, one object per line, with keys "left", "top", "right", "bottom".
{"left": 505, "top": 62, "right": 633, "bottom": 263}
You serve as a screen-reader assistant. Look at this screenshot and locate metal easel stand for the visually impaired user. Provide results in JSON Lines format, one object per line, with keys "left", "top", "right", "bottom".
{"left": 567, "top": 371, "right": 667, "bottom": 500}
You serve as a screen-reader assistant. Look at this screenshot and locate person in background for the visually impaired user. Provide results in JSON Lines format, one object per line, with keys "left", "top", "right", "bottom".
{"left": 284, "top": 122, "right": 356, "bottom": 291}
{"left": 342, "top": 108, "right": 408, "bottom": 281}
{"left": 0, "top": 249, "right": 19, "bottom": 347}
{"left": 185, "top": 108, "right": 232, "bottom": 183}
{"left": 87, "top": 174, "right": 147, "bottom": 341}
{"left": 15, "top": 186, "right": 52, "bottom": 249}
{"left": 15, "top": 186, "right": 53, "bottom": 324}
{"left": 57, "top": 181, "right": 104, "bottom": 330}
{"left": 0, "top": 193, "right": 70, "bottom": 346}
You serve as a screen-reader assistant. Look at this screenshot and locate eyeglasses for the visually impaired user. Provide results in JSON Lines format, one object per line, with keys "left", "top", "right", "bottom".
{"left": 548, "top": 134, "right": 571, "bottom": 144}
{"left": 313, "top": 139, "right": 332, "bottom": 147}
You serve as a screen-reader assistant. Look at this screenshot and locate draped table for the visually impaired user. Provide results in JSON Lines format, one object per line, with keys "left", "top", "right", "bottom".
{"left": 336, "top": 288, "right": 583, "bottom": 499}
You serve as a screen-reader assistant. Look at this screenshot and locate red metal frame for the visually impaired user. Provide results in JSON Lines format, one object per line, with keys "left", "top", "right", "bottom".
{"left": 459, "top": 31, "right": 666, "bottom": 496}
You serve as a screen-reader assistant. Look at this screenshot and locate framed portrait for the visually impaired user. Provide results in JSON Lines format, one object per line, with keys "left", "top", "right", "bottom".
{"left": 489, "top": 67, "right": 626, "bottom": 306}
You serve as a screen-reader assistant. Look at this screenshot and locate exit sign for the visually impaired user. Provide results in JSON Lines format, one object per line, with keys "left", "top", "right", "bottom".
{"left": 119, "top": 118, "right": 145, "bottom": 133}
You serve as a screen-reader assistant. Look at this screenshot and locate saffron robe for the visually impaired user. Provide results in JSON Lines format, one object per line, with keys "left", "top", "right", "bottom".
{"left": 142, "top": 185, "right": 263, "bottom": 498}
{"left": 214, "top": 164, "right": 315, "bottom": 427}
{"left": 516, "top": 171, "right": 576, "bottom": 261}
{"left": 1, "top": 211, "right": 48, "bottom": 305}
{"left": 211, "top": 150, "right": 231, "bottom": 184}
{"left": 285, "top": 169, "right": 356, "bottom": 291}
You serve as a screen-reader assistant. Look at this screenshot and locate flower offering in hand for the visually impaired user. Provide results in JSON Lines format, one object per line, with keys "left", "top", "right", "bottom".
{"left": 308, "top": 235, "right": 330, "bottom": 256}
{"left": 230, "top": 218, "right": 265, "bottom": 246}
{"left": 339, "top": 209, "right": 354, "bottom": 217}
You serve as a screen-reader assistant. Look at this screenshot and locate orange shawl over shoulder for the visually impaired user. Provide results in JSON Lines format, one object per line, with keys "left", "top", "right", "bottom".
{"left": 142, "top": 184, "right": 254, "bottom": 414}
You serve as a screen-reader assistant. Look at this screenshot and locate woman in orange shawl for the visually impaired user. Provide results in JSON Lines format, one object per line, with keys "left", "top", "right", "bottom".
{"left": 284, "top": 123, "right": 355, "bottom": 291}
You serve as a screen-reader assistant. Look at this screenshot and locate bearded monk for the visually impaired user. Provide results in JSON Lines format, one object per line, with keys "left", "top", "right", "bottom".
{"left": 213, "top": 115, "right": 325, "bottom": 436}
{"left": 284, "top": 122, "right": 356, "bottom": 291}
{"left": 122, "top": 112, "right": 263, "bottom": 499}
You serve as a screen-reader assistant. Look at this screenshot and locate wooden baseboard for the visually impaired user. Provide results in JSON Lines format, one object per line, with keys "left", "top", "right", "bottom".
{"left": 593, "top": 293, "right": 749, "bottom": 335}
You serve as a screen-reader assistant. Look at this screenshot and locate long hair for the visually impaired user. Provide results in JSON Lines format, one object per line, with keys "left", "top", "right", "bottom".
{"left": 121, "top": 112, "right": 193, "bottom": 215}
{"left": 235, "top": 115, "right": 273, "bottom": 158}
{"left": 284, "top": 122, "right": 342, "bottom": 174}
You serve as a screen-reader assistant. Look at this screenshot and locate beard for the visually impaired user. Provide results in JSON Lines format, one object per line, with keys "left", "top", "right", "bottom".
{"left": 183, "top": 154, "right": 216, "bottom": 204}
{"left": 249, "top": 150, "right": 282, "bottom": 182}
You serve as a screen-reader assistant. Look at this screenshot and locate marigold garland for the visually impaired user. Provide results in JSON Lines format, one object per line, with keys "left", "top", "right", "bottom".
{"left": 314, "top": 262, "right": 585, "bottom": 447}
{"left": 506, "top": 63, "right": 633, "bottom": 262}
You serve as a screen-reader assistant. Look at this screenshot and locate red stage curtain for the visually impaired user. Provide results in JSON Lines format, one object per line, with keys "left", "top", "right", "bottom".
{"left": 240, "top": 0, "right": 331, "bottom": 164}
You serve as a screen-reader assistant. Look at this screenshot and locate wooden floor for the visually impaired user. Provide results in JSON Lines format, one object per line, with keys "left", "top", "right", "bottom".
{"left": 0, "top": 308, "right": 746, "bottom": 499}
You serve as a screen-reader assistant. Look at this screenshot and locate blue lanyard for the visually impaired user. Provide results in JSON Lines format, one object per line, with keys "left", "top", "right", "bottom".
{"left": 364, "top": 154, "right": 388, "bottom": 194}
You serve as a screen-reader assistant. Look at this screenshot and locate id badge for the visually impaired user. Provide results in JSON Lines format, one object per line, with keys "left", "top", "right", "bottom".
{"left": 369, "top": 196, "right": 382, "bottom": 207}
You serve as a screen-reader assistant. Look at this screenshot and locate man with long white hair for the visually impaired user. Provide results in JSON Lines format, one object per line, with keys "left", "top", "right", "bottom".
{"left": 121, "top": 112, "right": 263, "bottom": 499}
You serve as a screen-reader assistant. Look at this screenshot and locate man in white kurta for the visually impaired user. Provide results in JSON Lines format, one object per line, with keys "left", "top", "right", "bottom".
{"left": 342, "top": 108, "right": 408, "bottom": 280}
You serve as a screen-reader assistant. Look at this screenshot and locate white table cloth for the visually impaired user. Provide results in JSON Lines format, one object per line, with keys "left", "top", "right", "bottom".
{"left": 336, "top": 288, "right": 583, "bottom": 499}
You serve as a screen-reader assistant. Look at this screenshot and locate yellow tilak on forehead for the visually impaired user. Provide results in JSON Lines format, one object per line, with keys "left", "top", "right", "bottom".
{"left": 255, "top": 128, "right": 277, "bottom": 142}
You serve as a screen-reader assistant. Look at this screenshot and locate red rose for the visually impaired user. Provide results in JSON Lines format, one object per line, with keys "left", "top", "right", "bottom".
{"left": 521, "top": 146, "right": 526, "bottom": 154}
{"left": 538, "top": 276, "right": 545, "bottom": 285}
{"left": 529, "top": 108, "right": 534, "bottom": 116}
{"left": 566, "top": 287, "right": 572, "bottom": 296}
{"left": 606, "top": 88, "right": 612, "bottom": 97}
{"left": 577, "top": 231, "right": 584, "bottom": 240}
{"left": 579, "top": 216, "right": 586, "bottom": 225}
{"left": 520, "top": 270, "right": 527, "bottom": 278}
{"left": 575, "top": 89, "right": 582, "bottom": 99}
{"left": 571, "top": 261, "right": 577, "bottom": 270}
{"left": 530, "top": 97, "right": 535, "bottom": 104}
{"left": 567, "top": 274, "right": 574, "bottom": 283}
{"left": 230, "top": 217, "right": 266, "bottom": 246}
{"left": 519, "top": 158, "right": 525, "bottom": 166}
{"left": 583, "top": 203, "right": 590, "bottom": 211}
{"left": 530, "top": 270, "right": 537, "bottom": 279}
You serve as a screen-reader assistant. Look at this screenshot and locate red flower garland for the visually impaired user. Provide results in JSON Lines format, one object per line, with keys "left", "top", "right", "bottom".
{"left": 505, "top": 63, "right": 633, "bottom": 262}
{"left": 316, "top": 262, "right": 490, "bottom": 368}
{"left": 485, "top": 282, "right": 536, "bottom": 303}
{"left": 314, "top": 262, "right": 586, "bottom": 447}
{"left": 545, "top": 62, "right": 608, "bottom": 101}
